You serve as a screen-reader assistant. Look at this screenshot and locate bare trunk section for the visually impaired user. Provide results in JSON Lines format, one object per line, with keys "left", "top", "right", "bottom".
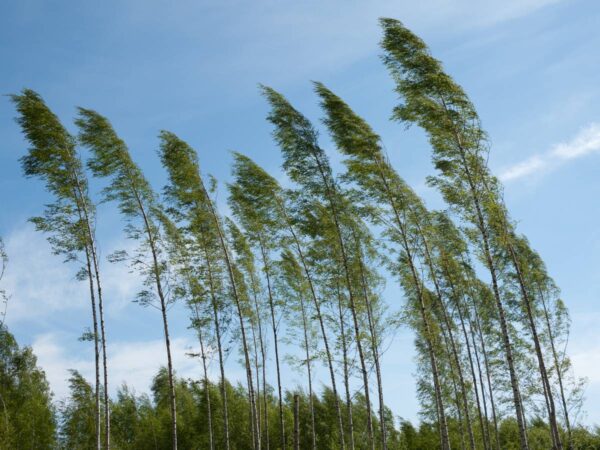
{"left": 453, "top": 292, "right": 489, "bottom": 450}
{"left": 336, "top": 284, "right": 355, "bottom": 450}
{"left": 311, "top": 156, "right": 375, "bottom": 449}
{"left": 202, "top": 188, "right": 259, "bottom": 450}
{"left": 194, "top": 306, "right": 215, "bottom": 450}
{"left": 73, "top": 171, "right": 110, "bottom": 449}
{"left": 293, "top": 394, "right": 300, "bottom": 450}
{"left": 368, "top": 156, "right": 451, "bottom": 449}
{"left": 248, "top": 273, "right": 267, "bottom": 450}
{"left": 417, "top": 225, "right": 475, "bottom": 450}
{"left": 258, "top": 239, "right": 285, "bottom": 449}
{"left": 298, "top": 291, "right": 317, "bottom": 450}
{"left": 279, "top": 203, "right": 346, "bottom": 449}
{"left": 352, "top": 229, "right": 388, "bottom": 450}
{"left": 539, "top": 286, "right": 572, "bottom": 449}
{"left": 83, "top": 245, "right": 101, "bottom": 450}
{"left": 473, "top": 306, "right": 501, "bottom": 450}
{"left": 133, "top": 190, "right": 177, "bottom": 450}
{"left": 507, "top": 244, "right": 562, "bottom": 449}
{"left": 441, "top": 97, "right": 528, "bottom": 449}
{"left": 200, "top": 238, "right": 230, "bottom": 450}
{"left": 249, "top": 279, "right": 269, "bottom": 450}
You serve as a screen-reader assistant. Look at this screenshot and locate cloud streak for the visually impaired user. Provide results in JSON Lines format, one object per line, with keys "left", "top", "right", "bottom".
{"left": 500, "top": 122, "right": 600, "bottom": 181}
{"left": 32, "top": 333, "right": 202, "bottom": 399}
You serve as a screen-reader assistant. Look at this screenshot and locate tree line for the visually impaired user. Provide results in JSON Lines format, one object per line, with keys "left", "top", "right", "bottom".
{"left": 0, "top": 18, "right": 592, "bottom": 450}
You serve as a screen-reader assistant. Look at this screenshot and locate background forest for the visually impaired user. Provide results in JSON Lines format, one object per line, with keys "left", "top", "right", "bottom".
{"left": 1, "top": 2, "right": 600, "bottom": 450}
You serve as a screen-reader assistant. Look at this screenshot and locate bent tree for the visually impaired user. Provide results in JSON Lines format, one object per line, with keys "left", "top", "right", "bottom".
{"left": 230, "top": 152, "right": 347, "bottom": 449}
{"left": 380, "top": 17, "right": 563, "bottom": 449}
{"left": 13, "top": 90, "right": 110, "bottom": 450}
{"left": 77, "top": 110, "right": 178, "bottom": 450}
{"left": 263, "top": 86, "right": 378, "bottom": 449}
{"left": 158, "top": 132, "right": 259, "bottom": 450}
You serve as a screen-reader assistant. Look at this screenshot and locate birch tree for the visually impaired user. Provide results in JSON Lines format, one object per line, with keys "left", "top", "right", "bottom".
{"left": 77, "top": 110, "right": 177, "bottom": 449}
{"left": 158, "top": 131, "right": 259, "bottom": 450}
{"left": 13, "top": 90, "right": 109, "bottom": 449}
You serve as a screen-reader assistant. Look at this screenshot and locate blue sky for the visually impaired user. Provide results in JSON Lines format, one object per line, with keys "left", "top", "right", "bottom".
{"left": 1, "top": 0, "right": 599, "bottom": 426}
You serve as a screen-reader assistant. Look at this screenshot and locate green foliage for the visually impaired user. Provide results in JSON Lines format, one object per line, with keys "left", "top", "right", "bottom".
{"left": 0, "top": 324, "right": 56, "bottom": 449}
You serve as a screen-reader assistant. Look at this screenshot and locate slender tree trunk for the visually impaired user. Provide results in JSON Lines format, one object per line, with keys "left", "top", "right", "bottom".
{"left": 204, "top": 192, "right": 259, "bottom": 450}
{"left": 73, "top": 173, "right": 110, "bottom": 449}
{"left": 539, "top": 286, "right": 572, "bottom": 449}
{"left": 299, "top": 292, "right": 317, "bottom": 450}
{"left": 368, "top": 153, "right": 450, "bottom": 448}
{"left": 312, "top": 157, "right": 375, "bottom": 449}
{"left": 135, "top": 192, "right": 177, "bottom": 450}
{"left": 249, "top": 283, "right": 265, "bottom": 450}
{"left": 258, "top": 239, "right": 285, "bottom": 449}
{"left": 473, "top": 306, "right": 501, "bottom": 450}
{"left": 200, "top": 241, "right": 230, "bottom": 450}
{"left": 507, "top": 244, "right": 562, "bottom": 449}
{"left": 83, "top": 245, "right": 101, "bottom": 450}
{"left": 352, "top": 229, "right": 388, "bottom": 450}
{"left": 337, "top": 284, "right": 355, "bottom": 450}
{"left": 442, "top": 98, "right": 528, "bottom": 449}
{"left": 251, "top": 324, "right": 262, "bottom": 449}
{"left": 250, "top": 281, "right": 269, "bottom": 450}
{"left": 439, "top": 319, "right": 465, "bottom": 450}
{"left": 293, "top": 394, "right": 300, "bottom": 450}
{"left": 418, "top": 232, "right": 475, "bottom": 450}
{"left": 456, "top": 302, "right": 489, "bottom": 450}
{"left": 280, "top": 204, "right": 345, "bottom": 450}
{"left": 447, "top": 276, "right": 489, "bottom": 450}
{"left": 195, "top": 307, "right": 215, "bottom": 450}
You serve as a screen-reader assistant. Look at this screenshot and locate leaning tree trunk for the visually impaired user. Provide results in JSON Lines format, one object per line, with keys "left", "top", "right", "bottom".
{"left": 203, "top": 190, "right": 259, "bottom": 450}
{"left": 200, "top": 239, "right": 230, "bottom": 450}
{"left": 258, "top": 239, "right": 285, "bottom": 449}
{"left": 441, "top": 98, "right": 528, "bottom": 449}
{"left": 417, "top": 226, "right": 475, "bottom": 450}
{"left": 193, "top": 305, "right": 215, "bottom": 450}
{"left": 507, "top": 243, "right": 562, "bottom": 449}
{"left": 135, "top": 192, "right": 177, "bottom": 450}
{"left": 352, "top": 229, "right": 388, "bottom": 450}
{"left": 336, "top": 284, "right": 355, "bottom": 450}
{"left": 73, "top": 171, "right": 109, "bottom": 449}
{"left": 83, "top": 245, "right": 102, "bottom": 450}
{"left": 314, "top": 158, "right": 375, "bottom": 449}
{"left": 299, "top": 290, "right": 317, "bottom": 450}
{"left": 367, "top": 153, "right": 451, "bottom": 448}
{"left": 280, "top": 204, "right": 346, "bottom": 450}
{"left": 539, "top": 286, "right": 572, "bottom": 449}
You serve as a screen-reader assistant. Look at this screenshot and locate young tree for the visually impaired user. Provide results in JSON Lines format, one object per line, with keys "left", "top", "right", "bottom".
{"left": 380, "top": 18, "right": 566, "bottom": 449}
{"left": 13, "top": 90, "right": 109, "bottom": 449}
{"left": 226, "top": 219, "right": 271, "bottom": 450}
{"left": 159, "top": 215, "right": 217, "bottom": 450}
{"left": 77, "top": 110, "right": 177, "bottom": 449}
{"left": 228, "top": 159, "right": 288, "bottom": 448}
{"left": 158, "top": 132, "right": 259, "bottom": 450}
{"left": 262, "top": 86, "right": 376, "bottom": 449}
{"left": 277, "top": 249, "right": 318, "bottom": 450}
{"left": 229, "top": 152, "right": 347, "bottom": 449}
{"left": 316, "top": 82, "right": 453, "bottom": 449}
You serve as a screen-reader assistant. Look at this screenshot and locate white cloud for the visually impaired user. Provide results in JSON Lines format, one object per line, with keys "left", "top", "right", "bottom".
{"left": 500, "top": 122, "right": 600, "bottom": 181}
{"left": 2, "top": 225, "right": 141, "bottom": 325}
{"left": 32, "top": 333, "right": 203, "bottom": 400}
{"left": 110, "top": 0, "right": 565, "bottom": 90}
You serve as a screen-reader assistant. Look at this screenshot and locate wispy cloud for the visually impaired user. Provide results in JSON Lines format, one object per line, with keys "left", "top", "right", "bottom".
{"left": 2, "top": 225, "right": 141, "bottom": 325}
{"left": 500, "top": 122, "right": 600, "bottom": 182}
{"left": 32, "top": 333, "right": 202, "bottom": 399}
